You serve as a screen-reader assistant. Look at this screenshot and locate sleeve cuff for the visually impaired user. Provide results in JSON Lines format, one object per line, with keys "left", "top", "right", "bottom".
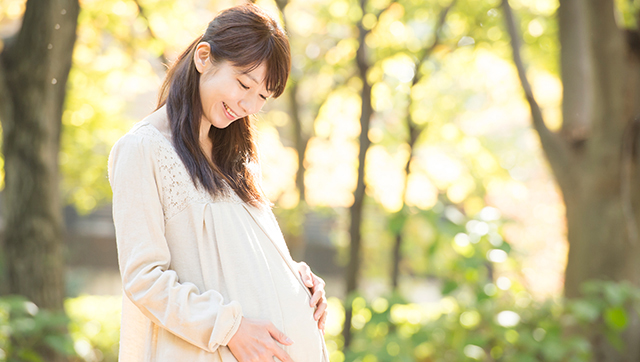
{"left": 214, "top": 301, "right": 243, "bottom": 348}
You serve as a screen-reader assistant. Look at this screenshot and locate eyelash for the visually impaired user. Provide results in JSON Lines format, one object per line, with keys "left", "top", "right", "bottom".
{"left": 238, "top": 80, "right": 267, "bottom": 100}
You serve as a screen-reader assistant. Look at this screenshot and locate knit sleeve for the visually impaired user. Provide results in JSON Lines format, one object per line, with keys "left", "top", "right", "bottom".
{"left": 108, "top": 131, "right": 243, "bottom": 352}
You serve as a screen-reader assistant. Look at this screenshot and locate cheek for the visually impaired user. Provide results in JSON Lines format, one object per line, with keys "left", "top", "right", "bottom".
{"left": 258, "top": 100, "right": 268, "bottom": 112}
{"left": 199, "top": 81, "right": 222, "bottom": 108}
{"left": 198, "top": 81, "right": 211, "bottom": 105}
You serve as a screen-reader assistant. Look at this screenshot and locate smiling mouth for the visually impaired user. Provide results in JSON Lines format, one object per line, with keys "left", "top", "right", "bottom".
{"left": 223, "top": 102, "right": 239, "bottom": 119}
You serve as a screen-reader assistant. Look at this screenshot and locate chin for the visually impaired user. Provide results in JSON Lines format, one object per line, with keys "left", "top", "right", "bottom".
{"left": 212, "top": 120, "right": 233, "bottom": 129}
{"left": 203, "top": 114, "right": 232, "bottom": 129}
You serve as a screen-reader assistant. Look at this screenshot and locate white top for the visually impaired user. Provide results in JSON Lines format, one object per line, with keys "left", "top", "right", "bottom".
{"left": 108, "top": 120, "right": 328, "bottom": 362}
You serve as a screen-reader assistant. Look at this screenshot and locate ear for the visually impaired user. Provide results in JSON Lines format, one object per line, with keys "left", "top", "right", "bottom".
{"left": 193, "top": 42, "right": 212, "bottom": 74}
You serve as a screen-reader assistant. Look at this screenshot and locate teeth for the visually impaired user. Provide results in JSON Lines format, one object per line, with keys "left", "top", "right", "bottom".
{"left": 224, "top": 102, "right": 238, "bottom": 118}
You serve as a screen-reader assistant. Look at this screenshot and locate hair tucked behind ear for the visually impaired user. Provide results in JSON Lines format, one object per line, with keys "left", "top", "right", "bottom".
{"left": 156, "top": 4, "right": 291, "bottom": 207}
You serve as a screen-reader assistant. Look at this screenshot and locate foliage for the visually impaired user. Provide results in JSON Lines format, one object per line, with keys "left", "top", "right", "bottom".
{"left": 65, "top": 295, "right": 121, "bottom": 362}
{"left": 59, "top": 0, "right": 164, "bottom": 214}
{"left": 6, "top": 285, "right": 631, "bottom": 362}
{"left": 0, "top": 296, "right": 76, "bottom": 362}
{"left": 0, "top": 295, "right": 122, "bottom": 362}
{"left": 322, "top": 279, "right": 640, "bottom": 362}
{"left": 0, "top": 280, "right": 634, "bottom": 362}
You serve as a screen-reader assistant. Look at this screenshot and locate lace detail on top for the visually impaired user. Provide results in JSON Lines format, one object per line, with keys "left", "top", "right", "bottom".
{"left": 131, "top": 122, "right": 246, "bottom": 222}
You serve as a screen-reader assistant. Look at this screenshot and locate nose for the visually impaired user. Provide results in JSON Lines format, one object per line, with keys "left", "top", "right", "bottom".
{"left": 239, "top": 97, "right": 261, "bottom": 116}
{"left": 238, "top": 98, "right": 253, "bottom": 116}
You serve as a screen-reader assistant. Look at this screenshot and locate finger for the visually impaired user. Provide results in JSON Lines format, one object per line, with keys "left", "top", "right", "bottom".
{"left": 271, "top": 342, "right": 295, "bottom": 362}
{"left": 310, "top": 275, "right": 325, "bottom": 294}
{"left": 318, "top": 311, "right": 327, "bottom": 334}
{"left": 314, "top": 300, "right": 328, "bottom": 321}
{"left": 310, "top": 274, "right": 326, "bottom": 294}
{"left": 298, "top": 263, "right": 314, "bottom": 288}
{"left": 313, "top": 275, "right": 326, "bottom": 289}
{"left": 267, "top": 322, "right": 294, "bottom": 346}
{"left": 318, "top": 310, "right": 327, "bottom": 327}
{"left": 309, "top": 288, "right": 325, "bottom": 308}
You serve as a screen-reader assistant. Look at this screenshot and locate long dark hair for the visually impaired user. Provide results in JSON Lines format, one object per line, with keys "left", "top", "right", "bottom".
{"left": 157, "top": 4, "right": 290, "bottom": 207}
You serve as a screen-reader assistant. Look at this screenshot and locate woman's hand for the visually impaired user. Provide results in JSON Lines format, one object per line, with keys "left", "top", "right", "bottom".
{"left": 297, "top": 261, "right": 328, "bottom": 334}
{"left": 227, "top": 317, "right": 294, "bottom": 362}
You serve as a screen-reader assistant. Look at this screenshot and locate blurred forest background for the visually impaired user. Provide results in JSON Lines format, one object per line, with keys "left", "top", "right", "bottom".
{"left": 1, "top": 0, "right": 640, "bottom": 361}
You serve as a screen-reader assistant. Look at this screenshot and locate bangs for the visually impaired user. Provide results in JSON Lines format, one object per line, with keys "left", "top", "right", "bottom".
{"left": 233, "top": 36, "right": 290, "bottom": 98}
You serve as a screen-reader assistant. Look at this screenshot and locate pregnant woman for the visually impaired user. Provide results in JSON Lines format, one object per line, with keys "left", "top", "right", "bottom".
{"left": 108, "top": 4, "right": 328, "bottom": 361}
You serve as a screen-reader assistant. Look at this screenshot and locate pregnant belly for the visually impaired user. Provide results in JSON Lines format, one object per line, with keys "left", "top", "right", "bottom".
{"left": 277, "top": 273, "right": 325, "bottom": 362}
{"left": 239, "top": 205, "right": 326, "bottom": 361}
{"left": 199, "top": 203, "right": 327, "bottom": 361}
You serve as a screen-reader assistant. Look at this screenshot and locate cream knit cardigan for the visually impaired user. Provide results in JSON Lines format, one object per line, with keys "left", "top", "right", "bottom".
{"left": 108, "top": 121, "right": 328, "bottom": 362}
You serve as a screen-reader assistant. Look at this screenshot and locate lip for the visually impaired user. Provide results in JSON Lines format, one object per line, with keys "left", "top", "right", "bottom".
{"left": 222, "top": 102, "right": 239, "bottom": 120}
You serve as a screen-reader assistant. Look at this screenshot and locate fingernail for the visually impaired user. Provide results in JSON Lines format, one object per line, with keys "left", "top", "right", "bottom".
{"left": 286, "top": 337, "right": 293, "bottom": 344}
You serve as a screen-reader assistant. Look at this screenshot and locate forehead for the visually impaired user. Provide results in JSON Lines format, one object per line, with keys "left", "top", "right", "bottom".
{"left": 234, "top": 63, "right": 267, "bottom": 82}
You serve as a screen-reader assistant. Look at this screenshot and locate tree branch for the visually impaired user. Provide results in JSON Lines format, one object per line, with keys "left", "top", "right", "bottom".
{"left": 558, "top": 0, "right": 593, "bottom": 143}
{"left": 502, "top": 0, "right": 572, "bottom": 185}
{"left": 0, "top": 49, "right": 14, "bottom": 137}
{"left": 502, "top": 0, "right": 547, "bottom": 134}
{"left": 407, "top": 1, "right": 456, "bottom": 141}
{"left": 132, "top": 0, "right": 169, "bottom": 66}
{"left": 365, "top": 0, "right": 399, "bottom": 36}
{"left": 415, "top": 0, "right": 456, "bottom": 72}
{"left": 622, "top": 117, "right": 640, "bottom": 246}
{"left": 274, "top": 0, "right": 287, "bottom": 13}
{"left": 389, "top": 0, "right": 452, "bottom": 283}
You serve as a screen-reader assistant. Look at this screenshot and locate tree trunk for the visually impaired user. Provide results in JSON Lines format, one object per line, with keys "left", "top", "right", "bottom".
{"left": 389, "top": 1, "right": 453, "bottom": 291}
{"left": 505, "top": 0, "right": 640, "bottom": 359}
{"left": 0, "top": 0, "right": 79, "bottom": 313}
{"left": 343, "top": 0, "right": 374, "bottom": 347}
{"left": 273, "top": 0, "right": 312, "bottom": 261}
{"left": 391, "top": 125, "right": 417, "bottom": 291}
{"left": 563, "top": 1, "right": 640, "bottom": 360}
{"left": 289, "top": 82, "right": 309, "bottom": 203}
{"left": 560, "top": 0, "right": 640, "bottom": 294}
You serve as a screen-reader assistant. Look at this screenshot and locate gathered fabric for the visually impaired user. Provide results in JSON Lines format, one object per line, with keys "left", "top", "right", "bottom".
{"left": 108, "top": 120, "right": 328, "bottom": 362}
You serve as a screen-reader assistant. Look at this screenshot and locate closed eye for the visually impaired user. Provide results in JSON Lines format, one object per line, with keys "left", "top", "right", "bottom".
{"left": 239, "top": 80, "right": 268, "bottom": 100}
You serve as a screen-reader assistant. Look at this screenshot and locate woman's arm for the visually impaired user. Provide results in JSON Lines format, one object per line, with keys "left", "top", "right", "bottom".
{"left": 109, "top": 133, "right": 242, "bottom": 352}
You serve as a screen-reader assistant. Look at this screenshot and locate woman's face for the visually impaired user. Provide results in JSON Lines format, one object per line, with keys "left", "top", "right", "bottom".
{"left": 194, "top": 43, "right": 271, "bottom": 130}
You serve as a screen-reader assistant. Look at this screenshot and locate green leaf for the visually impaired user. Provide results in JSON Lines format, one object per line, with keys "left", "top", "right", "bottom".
{"left": 541, "top": 339, "right": 567, "bottom": 362}
{"left": 603, "top": 282, "right": 628, "bottom": 306}
{"left": 605, "top": 330, "right": 625, "bottom": 352}
{"left": 581, "top": 280, "right": 603, "bottom": 295}
{"left": 442, "top": 280, "right": 459, "bottom": 295}
{"left": 388, "top": 212, "right": 407, "bottom": 235}
{"left": 604, "top": 306, "right": 628, "bottom": 331}
{"left": 570, "top": 300, "right": 600, "bottom": 322}
{"left": 44, "top": 335, "right": 76, "bottom": 356}
{"left": 16, "top": 349, "right": 43, "bottom": 362}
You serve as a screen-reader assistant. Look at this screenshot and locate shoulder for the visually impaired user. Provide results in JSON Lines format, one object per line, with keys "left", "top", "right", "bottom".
{"left": 110, "top": 121, "right": 165, "bottom": 156}
{"left": 108, "top": 122, "right": 164, "bottom": 185}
